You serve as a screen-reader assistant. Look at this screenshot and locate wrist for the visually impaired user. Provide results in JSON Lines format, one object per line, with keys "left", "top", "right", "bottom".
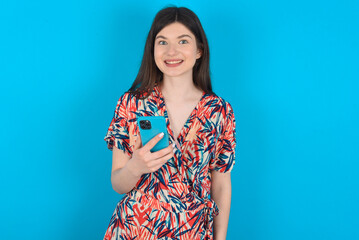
{"left": 126, "top": 159, "right": 142, "bottom": 178}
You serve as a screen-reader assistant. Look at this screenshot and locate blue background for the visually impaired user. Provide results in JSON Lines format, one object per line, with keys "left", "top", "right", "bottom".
{"left": 1, "top": 0, "right": 358, "bottom": 239}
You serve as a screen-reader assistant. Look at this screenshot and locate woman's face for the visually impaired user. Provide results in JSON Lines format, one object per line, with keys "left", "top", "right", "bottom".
{"left": 154, "top": 22, "right": 201, "bottom": 80}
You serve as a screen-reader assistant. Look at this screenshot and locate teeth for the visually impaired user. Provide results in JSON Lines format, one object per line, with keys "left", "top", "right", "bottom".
{"left": 165, "top": 60, "right": 182, "bottom": 64}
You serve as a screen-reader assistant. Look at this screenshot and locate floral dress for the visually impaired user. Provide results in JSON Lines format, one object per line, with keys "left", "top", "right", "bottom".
{"left": 103, "top": 84, "right": 236, "bottom": 240}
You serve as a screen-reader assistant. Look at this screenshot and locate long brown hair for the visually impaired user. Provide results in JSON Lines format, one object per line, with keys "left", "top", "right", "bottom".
{"left": 127, "top": 6, "right": 214, "bottom": 99}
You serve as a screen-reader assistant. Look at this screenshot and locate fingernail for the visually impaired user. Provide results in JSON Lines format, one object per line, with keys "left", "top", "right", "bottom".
{"left": 172, "top": 143, "right": 175, "bottom": 148}
{"left": 159, "top": 132, "right": 164, "bottom": 138}
{"left": 173, "top": 148, "right": 176, "bottom": 153}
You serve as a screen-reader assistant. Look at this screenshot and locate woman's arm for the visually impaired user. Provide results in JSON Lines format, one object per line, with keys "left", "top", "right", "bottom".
{"left": 111, "top": 147, "right": 142, "bottom": 194}
{"left": 211, "top": 170, "right": 232, "bottom": 240}
{"left": 111, "top": 134, "right": 175, "bottom": 194}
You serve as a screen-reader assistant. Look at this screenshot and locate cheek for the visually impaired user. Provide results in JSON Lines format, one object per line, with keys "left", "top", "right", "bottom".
{"left": 154, "top": 47, "right": 165, "bottom": 62}
{"left": 153, "top": 49, "right": 162, "bottom": 67}
{"left": 185, "top": 48, "right": 199, "bottom": 61}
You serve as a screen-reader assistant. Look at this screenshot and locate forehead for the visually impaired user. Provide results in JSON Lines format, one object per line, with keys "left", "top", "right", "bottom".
{"left": 156, "top": 22, "right": 194, "bottom": 38}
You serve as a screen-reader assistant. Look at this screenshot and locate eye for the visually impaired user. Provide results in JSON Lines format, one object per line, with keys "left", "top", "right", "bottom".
{"left": 158, "top": 40, "right": 167, "bottom": 45}
{"left": 179, "top": 39, "right": 189, "bottom": 44}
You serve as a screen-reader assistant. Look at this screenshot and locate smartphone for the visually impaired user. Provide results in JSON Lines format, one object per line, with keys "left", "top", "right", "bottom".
{"left": 137, "top": 116, "right": 170, "bottom": 152}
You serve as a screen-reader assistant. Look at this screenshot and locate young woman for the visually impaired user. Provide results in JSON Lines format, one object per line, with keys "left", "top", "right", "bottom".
{"left": 104, "top": 6, "right": 236, "bottom": 240}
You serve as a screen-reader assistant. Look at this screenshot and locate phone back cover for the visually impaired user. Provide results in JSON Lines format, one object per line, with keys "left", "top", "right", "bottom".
{"left": 137, "top": 116, "right": 169, "bottom": 152}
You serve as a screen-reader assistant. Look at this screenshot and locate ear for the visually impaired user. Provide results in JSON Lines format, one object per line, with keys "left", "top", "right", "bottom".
{"left": 196, "top": 48, "right": 202, "bottom": 59}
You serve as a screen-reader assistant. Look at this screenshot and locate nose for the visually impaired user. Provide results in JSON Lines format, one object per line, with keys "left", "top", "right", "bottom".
{"left": 166, "top": 43, "right": 178, "bottom": 56}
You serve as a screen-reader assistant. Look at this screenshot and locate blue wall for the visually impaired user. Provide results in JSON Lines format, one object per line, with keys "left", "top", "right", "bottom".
{"left": 1, "top": 0, "right": 358, "bottom": 239}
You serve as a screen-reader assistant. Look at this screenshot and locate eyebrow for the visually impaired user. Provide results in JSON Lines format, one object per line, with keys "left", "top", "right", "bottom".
{"left": 155, "top": 34, "right": 192, "bottom": 40}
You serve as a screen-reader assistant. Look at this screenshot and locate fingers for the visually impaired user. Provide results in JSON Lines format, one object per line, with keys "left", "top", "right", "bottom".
{"left": 150, "top": 143, "right": 174, "bottom": 160}
{"left": 142, "top": 132, "right": 165, "bottom": 152}
{"left": 132, "top": 132, "right": 175, "bottom": 174}
{"left": 147, "top": 150, "right": 174, "bottom": 172}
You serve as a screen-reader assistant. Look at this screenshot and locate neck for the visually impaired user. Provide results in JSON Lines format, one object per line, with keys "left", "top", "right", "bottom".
{"left": 160, "top": 74, "right": 202, "bottom": 101}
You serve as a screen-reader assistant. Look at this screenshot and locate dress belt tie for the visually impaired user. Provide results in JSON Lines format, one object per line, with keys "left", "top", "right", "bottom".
{"left": 203, "top": 198, "right": 219, "bottom": 236}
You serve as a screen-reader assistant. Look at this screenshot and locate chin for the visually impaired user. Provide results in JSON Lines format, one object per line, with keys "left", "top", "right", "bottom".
{"left": 162, "top": 71, "right": 190, "bottom": 78}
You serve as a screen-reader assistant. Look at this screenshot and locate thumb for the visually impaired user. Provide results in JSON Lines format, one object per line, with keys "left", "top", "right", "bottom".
{"left": 134, "top": 134, "right": 142, "bottom": 150}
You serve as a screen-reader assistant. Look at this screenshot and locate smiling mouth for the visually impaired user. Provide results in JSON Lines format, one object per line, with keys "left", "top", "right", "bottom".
{"left": 164, "top": 60, "right": 183, "bottom": 64}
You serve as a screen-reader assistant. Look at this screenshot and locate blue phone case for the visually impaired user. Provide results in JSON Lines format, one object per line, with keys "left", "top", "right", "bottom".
{"left": 137, "top": 116, "right": 170, "bottom": 152}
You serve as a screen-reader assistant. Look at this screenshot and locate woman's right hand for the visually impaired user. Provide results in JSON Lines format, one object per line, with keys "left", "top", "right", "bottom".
{"left": 126, "top": 132, "right": 175, "bottom": 177}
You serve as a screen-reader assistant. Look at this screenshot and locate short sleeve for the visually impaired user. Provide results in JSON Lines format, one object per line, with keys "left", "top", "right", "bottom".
{"left": 210, "top": 101, "right": 237, "bottom": 173}
{"left": 104, "top": 93, "right": 132, "bottom": 157}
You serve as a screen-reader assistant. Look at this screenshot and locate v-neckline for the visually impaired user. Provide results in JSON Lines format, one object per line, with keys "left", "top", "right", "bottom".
{"left": 154, "top": 84, "right": 206, "bottom": 146}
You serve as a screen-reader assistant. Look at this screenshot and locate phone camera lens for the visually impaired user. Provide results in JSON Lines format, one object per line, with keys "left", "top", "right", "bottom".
{"left": 140, "top": 120, "right": 151, "bottom": 130}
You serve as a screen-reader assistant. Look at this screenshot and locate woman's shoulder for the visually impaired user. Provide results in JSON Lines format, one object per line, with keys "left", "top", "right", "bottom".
{"left": 113, "top": 88, "right": 156, "bottom": 116}
{"left": 205, "top": 92, "right": 235, "bottom": 114}
{"left": 114, "top": 91, "right": 133, "bottom": 107}
{"left": 115, "top": 89, "right": 147, "bottom": 105}
{"left": 112, "top": 90, "right": 140, "bottom": 114}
